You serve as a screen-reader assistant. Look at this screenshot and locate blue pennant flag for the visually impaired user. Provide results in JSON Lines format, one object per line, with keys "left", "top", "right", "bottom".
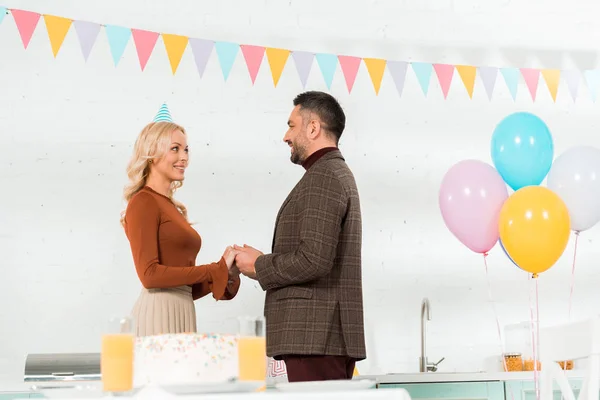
{"left": 584, "top": 69, "right": 600, "bottom": 102}
{"left": 0, "top": 7, "right": 7, "bottom": 25}
{"left": 411, "top": 62, "right": 433, "bottom": 96}
{"left": 105, "top": 25, "right": 131, "bottom": 66}
{"left": 215, "top": 41, "right": 240, "bottom": 81}
{"left": 500, "top": 68, "right": 520, "bottom": 101}
{"left": 315, "top": 53, "right": 338, "bottom": 89}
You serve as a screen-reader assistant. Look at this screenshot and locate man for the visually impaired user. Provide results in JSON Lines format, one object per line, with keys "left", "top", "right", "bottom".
{"left": 234, "top": 91, "right": 366, "bottom": 382}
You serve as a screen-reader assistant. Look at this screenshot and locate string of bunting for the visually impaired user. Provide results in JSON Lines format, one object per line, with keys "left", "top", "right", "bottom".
{"left": 2, "top": 6, "right": 599, "bottom": 102}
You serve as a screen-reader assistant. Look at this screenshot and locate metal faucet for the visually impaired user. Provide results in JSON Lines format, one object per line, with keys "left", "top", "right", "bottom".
{"left": 419, "top": 297, "right": 445, "bottom": 372}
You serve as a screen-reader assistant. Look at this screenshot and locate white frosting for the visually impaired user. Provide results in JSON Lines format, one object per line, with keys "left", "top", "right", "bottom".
{"left": 133, "top": 333, "right": 239, "bottom": 387}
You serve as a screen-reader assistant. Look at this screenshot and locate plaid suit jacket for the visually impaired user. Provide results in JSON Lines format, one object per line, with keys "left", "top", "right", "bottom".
{"left": 255, "top": 149, "right": 366, "bottom": 360}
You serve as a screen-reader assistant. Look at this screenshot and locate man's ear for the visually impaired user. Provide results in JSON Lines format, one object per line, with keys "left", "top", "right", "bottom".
{"left": 307, "top": 119, "right": 321, "bottom": 139}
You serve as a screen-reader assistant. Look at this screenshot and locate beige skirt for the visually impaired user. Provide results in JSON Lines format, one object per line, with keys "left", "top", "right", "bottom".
{"left": 130, "top": 285, "right": 197, "bottom": 336}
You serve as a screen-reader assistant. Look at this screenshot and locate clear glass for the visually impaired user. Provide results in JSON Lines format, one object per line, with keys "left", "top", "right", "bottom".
{"left": 101, "top": 316, "right": 135, "bottom": 395}
{"left": 237, "top": 316, "right": 267, "bottom": 383}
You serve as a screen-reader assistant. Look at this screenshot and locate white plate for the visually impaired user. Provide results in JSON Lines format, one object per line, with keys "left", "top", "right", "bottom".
{"left": 275, "top": 379, "right": 376, "bottom": 392}
{"left": 160, "top": 380, "right": 265, "bottom": 395}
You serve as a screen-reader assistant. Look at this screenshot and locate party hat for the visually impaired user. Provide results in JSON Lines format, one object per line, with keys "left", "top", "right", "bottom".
{"left": 153, "top": 102, "right": 173, "bottom": 123}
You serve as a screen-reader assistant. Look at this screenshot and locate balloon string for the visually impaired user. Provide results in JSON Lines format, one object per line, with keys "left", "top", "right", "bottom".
{"left": 529, "top": 274, "right": 540, "bottom": 400}
{"left": 568, "top": 231, "right": 580, "bottom": 320}
{"left": 483, "top": 252, "right": 514, "bottom": 400}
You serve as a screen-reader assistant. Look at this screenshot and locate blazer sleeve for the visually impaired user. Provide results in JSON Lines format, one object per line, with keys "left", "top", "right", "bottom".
{"left": 254, "top": 172, "right": 346, "bottom": 290}
{"left": 125, "top": 192, "right": 229, "bottom": 300}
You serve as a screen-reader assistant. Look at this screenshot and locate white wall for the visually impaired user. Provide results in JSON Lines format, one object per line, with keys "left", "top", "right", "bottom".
{"left": 1, "top": 0, "right": 600, "bottom": 383}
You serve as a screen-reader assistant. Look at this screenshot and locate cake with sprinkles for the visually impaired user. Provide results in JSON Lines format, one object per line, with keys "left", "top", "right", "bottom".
{"left": 133, "top": 333, "right": 239, "bottom": 386}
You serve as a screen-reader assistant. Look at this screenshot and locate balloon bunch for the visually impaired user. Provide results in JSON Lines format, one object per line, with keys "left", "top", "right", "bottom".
{"left": 440, "top": 111, "right": 600, "bottom": 278}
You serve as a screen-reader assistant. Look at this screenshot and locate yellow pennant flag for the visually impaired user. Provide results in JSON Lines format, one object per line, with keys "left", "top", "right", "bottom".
{"left": 541, "top": 69, "right": 561, "bottom": 102}
{"left": 455, "top": 65, "right": 477, "bottom": 98}
{"left": 266, "top": 48, "right": 290, "bottom": 87}
{"left": 162, "top": 33, "right": 189, "bottom": 75}
{"left": 363, "top": 58, "right": 386, "bottom": 95}
{"left": 44, "top": 15, "right": 72, "bottom": 57}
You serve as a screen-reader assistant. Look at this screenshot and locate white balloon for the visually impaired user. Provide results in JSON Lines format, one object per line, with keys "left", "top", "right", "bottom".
{"left": 547, "top": 145, "right": 600, "bottom": 232}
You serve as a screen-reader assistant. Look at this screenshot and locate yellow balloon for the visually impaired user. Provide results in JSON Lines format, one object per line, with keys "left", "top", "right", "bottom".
{"left": 498, "top": 186, "right": 571, "bottom": 276}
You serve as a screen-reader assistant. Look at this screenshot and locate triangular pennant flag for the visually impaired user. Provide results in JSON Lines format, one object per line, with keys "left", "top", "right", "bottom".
{"left": 338, "top": 56, "right": 361, "bottom": 93}
{"left": 11, "top": 9, "right": 40, "bottom": 49}
{"left": 478, "top": 66, "right": 498, "bottom": 100}
{"left": 0, "top": 7, "right": 7, "bottom": 25}
{"left": 562, "top": 70, "right": 581, "bottom": 102}
{"left": 131, "top": 29, "right": 159, "bottom": 71}
{"left": 153, "top": 103, "right": 173, "bottom": 123}
{"left": 315, "top": 53, "right": 338, "bottom": 89}
{"left": 43, "top": 15, "right": 72, "bottom": 57}
{"left": 500, "top": 68, "right": 519, "bottom": 101}
{"left": 433, "top": 64, "right": 454, "bottom": 99}
{"left": 541, "top": 69, "right": 560, "bottom": 102}
{"left": 292, "top": 51, "right": 314, "bottom": 88}
{"left": 240, "top": 45, "right": 265, "bottom": 84}
{"left": 363, "top": 58, "right": 387, "bottom": 95}
{"left": 105, "top": 25, "right": 131, "bottom": 66}
{"left": 73, "top": 20, "right": 100, "bottom": 62}
{"left": 189, "top": 38, "right": 213, "bottom": 78}
{"left": 215, "top": 41, "right": 239, "bottom": 81}
{"left": 266, "top": 48, "right": 290, "bottom": 87}
{"left": 584, "top": 70, "right": 600, "bottom": 102}
{"left": 520, "top": 68, "right": 540, "bottom": 101}
{"left": 387, "top": 61, "right": 408, "bottom": 97}
{"left": 455, "top": 65, "right": 477, "bottom": 98}
{"left": 162, "top": 33, "right": 188, "bottom": 75}
{"left": 411, "top": 62, "right": 433, "bottom": 96}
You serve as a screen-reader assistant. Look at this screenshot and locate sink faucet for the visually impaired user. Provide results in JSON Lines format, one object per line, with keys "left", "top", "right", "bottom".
{"left": 419, "top": 297, "right": 445, "bottom": 372}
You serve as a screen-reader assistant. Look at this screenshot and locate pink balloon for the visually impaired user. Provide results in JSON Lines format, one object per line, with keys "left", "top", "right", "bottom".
{"left": 439, "top": 159, "right": 509, "bottom": 254}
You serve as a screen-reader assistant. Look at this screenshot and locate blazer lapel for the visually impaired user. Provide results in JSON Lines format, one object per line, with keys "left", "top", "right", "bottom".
{"left": 271, "top": 178, "right": 303, "bottom": 251}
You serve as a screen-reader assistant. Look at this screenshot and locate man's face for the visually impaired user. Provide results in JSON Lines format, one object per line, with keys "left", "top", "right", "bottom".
{"left": 283, "top": 105, "right": 309, "bottom": 165}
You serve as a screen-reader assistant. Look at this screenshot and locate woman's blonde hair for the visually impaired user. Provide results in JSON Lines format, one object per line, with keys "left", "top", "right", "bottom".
{"left": 120, "top": 121, "right": 188, "bottom": 226}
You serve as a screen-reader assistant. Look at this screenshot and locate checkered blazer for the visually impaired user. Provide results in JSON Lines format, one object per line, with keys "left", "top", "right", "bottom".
{"left": 255, "top": 150, "right": 366, "bottom": 360}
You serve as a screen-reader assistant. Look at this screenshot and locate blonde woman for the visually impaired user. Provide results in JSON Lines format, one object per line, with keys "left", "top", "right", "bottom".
{"left": 121, "top": 104, "right": 240, "bottom": 336}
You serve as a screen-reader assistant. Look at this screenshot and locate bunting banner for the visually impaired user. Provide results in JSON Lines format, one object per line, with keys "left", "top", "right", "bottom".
{"left": 2, "top": 6, "right": 600, "bottom": 103}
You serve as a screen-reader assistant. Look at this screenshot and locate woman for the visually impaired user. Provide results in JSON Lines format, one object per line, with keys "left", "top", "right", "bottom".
{"left": 121, "top": 107, "right": 240, "bottom": 336}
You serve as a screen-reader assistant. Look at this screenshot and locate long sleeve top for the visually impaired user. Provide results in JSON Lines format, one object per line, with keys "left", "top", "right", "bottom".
{"left": 124, "top": 186, "right": 240, "bottom": 300}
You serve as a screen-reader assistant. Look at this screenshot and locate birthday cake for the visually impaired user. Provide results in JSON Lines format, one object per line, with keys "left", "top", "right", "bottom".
{"left": 133, "top": 333, "right": 239, "bottom": 386}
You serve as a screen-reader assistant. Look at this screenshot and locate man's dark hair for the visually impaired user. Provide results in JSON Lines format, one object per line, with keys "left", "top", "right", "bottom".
{"left": 293, "top": 91, "right": 346, "bottom": 143}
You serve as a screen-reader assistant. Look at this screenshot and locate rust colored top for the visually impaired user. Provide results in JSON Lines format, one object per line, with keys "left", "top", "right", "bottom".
{"left": 124, "top": 186, "right": 240, "bottom": 301}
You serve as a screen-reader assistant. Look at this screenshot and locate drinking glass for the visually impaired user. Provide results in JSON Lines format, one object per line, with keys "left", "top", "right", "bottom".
{"left": 101, "top": 316, "right": 134, "bottom": 395}
{"left": 237, "top": 316, "right": 267, "bottom": 382}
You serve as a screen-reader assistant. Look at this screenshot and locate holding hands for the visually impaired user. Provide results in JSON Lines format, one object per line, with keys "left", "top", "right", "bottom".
{"left": 221, "top": 244, "right": 264, "bottom": 280}
{"left": 222, "top": 246, "right": 240, "bottom": 278}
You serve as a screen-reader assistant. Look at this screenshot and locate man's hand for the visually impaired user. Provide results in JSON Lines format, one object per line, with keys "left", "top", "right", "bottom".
{"left": 233, "top": 244, "right": 263, "bottom": 280}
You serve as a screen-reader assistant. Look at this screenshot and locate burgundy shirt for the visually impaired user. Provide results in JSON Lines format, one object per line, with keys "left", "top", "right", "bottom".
{"left": 302, "top": 147, "right": 338, "bottom": 170}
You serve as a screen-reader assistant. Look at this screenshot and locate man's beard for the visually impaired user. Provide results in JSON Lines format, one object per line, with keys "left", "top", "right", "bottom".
{"left": 290, "top": 141, "right": 306, "bottom": 165}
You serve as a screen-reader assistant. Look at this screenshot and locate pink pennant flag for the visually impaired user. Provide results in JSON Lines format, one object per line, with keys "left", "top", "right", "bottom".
{"left": 520, "top": 68, "right": 540, "bottom": 101}
{"left": 11, "top": 9, "right": 40, "bottom": 49}
{"left": 240, "top": 45, "right": 265, "bottom": 84}
{"left": 338, "top": 55, "right": 361, "bottom": 93}
{"left": 433, "top": 64, "right": 455, "bottom": 99}
{"left": 131, "top": 29, "right": 159, "bottom": 71}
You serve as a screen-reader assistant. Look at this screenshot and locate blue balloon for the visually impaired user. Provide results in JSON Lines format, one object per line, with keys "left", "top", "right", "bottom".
{"left": 499, "top": 238, "right": 521, "bottom": 270}
{"left": 491, "top": 112, "right": 554, "bottom": 191}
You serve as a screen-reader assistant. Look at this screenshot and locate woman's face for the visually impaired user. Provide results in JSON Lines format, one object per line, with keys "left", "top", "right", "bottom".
{"left": 152, "top": 130, "right": 189, "bottom": 182}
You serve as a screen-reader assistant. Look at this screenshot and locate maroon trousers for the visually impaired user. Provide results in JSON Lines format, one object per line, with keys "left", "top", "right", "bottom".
{"left": 281, "top": 355, "right": 356, "bottom": 382}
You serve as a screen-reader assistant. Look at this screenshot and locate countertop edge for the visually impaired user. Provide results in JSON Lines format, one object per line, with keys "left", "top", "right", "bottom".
{"left": 354, "top": 370, "right": 586, "bottom": 384}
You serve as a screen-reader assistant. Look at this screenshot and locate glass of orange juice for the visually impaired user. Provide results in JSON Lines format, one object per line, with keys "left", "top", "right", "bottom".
{"left": 101, "top": 316, "right": 134, "bottom": 394}
{"left": 237, "top": 316, "right": 266, "bottom": 383}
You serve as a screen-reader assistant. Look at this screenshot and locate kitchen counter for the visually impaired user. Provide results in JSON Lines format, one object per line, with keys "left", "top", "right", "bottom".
{"left": 0, "top": 370, "right": 588, "bottom": 396}
{"left": 356, "top": 370, "right": 586, "bottom": 384}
